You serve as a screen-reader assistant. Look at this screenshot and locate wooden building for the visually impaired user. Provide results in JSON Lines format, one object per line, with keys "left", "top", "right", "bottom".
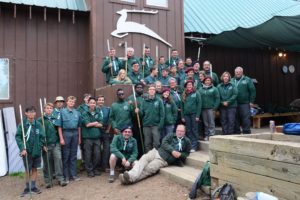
{"left": 0, "top": 0, "right": 184, "bottom": 110}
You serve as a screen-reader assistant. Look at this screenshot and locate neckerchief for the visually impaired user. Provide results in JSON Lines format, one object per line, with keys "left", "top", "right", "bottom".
{"left": 177, "top": 137, "right": 183, "bottom": 151}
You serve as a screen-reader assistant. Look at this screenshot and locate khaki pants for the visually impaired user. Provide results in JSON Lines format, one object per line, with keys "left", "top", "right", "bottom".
{"left": 128, "top": 148, "right": 168, "bottom": 183}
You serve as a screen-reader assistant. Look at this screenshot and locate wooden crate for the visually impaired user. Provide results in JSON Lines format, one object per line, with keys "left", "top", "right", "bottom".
{"left": 209, "top": 133, "right": 300, "bottom": 200}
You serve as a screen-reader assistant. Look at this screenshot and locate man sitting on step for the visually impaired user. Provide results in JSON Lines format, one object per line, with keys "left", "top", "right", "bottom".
{"left": 119, "top": 124, "right": 191, "bottom": 184}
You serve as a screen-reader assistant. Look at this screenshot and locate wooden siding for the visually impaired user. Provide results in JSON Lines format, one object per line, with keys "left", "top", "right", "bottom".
{"left": 0, "top": 4, "right": 90, "bottom": 110}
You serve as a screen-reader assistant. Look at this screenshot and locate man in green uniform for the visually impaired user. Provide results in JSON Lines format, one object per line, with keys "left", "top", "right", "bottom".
{"left": 232, "top": 66, "right": 256, "bottom": 134}
{"left": 81, "top": 97, "right": 103, "bottom": 177}
{"left": 128, "top": 61, "right": 144, "bottom": 85}
{"left": 159, "top": 67, "right": 171, "bottom": 86}
{"left": 77, "top": 93, "right": 91, "bottom": 114}
{"left": 158, "top": 56, "right": 167, "bottom": 78}
{"left": 52, "top": 96, "right": 65, "bottom": 121}
{"left": 139, "top": 85, "right": 165, "bottom": 153}
{"left": 109, "top": 126, "right": 138, "bottom": 183}
{"left": 122, "top": 47, "right": 140, "bottom": 74}
{"left": 185, "top": 57, "right": 193, "bottom": 68}
{"left": 109, "top": 89, "right": 134, "bottom": 134}
{"left": 56, "top": 96, "right": 82, "bottom": 182}
{"left": 177, "top": 59, "right": 186, "bottom": 86}
{"left": 16, "top": 106, "right": 45, "bottom": 197}
{"left": 166, "top": 49, "right": 181, "bottom": 67}
{"left": 140, "top": 46, "right": 154, "bottom": 78}
{"left": 102, "top": 48, "right": 123, "bottom": 84}
{"left": 38, "top": 103, "right": 67, "bottom": 188}
{"left": 144, "top": 67, "right": 158, "bottom": 85}
{"left": 119, "top": 124, "right": 191, "bottom": 184}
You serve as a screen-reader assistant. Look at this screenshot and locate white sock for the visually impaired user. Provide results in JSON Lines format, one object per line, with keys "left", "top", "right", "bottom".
{"left": 110, "top": 170, "right": 115, "bottom": 176}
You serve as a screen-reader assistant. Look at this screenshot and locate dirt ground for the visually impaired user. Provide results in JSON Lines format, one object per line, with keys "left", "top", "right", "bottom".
{"left": 0, "top": 171, "right": 207, "bottom": 200}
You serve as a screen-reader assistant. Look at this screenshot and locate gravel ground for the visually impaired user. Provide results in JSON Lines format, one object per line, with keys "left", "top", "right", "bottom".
{"left": 0, "top": 171, "right": 206, "bottom": 200}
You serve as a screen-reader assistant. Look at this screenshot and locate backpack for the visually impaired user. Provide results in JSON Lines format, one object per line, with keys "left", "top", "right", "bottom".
{"left": 211, "top": 183, "right": 236, "bottom": 200}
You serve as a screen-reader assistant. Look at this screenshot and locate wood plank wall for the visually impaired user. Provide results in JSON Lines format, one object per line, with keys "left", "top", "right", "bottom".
{"left": 87, "top": 0, "right": 185, "bottom": 89}
{"left": 185, "top": 39, "right": 300, "bottom": 107}
{"left": 0, "top": 4, "right": 90, "bottom": 111}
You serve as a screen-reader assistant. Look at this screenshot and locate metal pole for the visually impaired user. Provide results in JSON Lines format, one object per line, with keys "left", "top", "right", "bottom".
{"left": 19, "top": 105, "right": 32, "bottom": 200}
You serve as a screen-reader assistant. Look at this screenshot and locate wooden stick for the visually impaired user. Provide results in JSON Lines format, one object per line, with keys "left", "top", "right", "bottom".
{"left": 125, "top": 42, "right": 128, "bottom": 73}
{"left": 39, "top": 98, "right": 52, "bottom": 187}
{"left": 197, "top": 46, "right": 201, "bottom": 61}
{"left": 142, "top": 43, "right": 145, "bottom": 78}
{"left": 19, "top": 105, "right": 32, "bottom": 200}
{"left": 156, "top": 45, "right": 158, "bottom": 65}
{"left": 132, "top": 85, "right": 144, "bottom": 154}
{"left": 168, "top": 48, "right": 171, "bottom": 65}
{"left": 107, "top": 39, "right": 113, "bottom": 76}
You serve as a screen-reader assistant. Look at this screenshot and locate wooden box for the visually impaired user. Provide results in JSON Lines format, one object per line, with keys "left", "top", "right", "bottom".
{"left": 209, "top": 133, "right": 300, "bottom": 200}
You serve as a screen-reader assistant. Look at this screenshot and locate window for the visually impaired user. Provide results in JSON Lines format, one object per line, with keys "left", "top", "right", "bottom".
{"left": 0, "top": 58, "right": 9, "bottom": 100}
{"left": 146, "top": 0, "right": 168, "bottom": 8}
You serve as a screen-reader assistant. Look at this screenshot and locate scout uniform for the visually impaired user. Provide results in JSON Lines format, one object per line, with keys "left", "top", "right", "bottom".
{"left": 77, "top": 103, "right": 89, "bottom": 114}
{"left": 55, "top": 107, "right": 81, "bottom": 181}
{"left": 161, "top": 95, "right": 178, "bottom": 141}
{"left": 122, "top": 56, "right": 140, "bottom": 74}
{"left": 102, "top": 56, "right": 122, "bottom": 83}
{"left": 217, "top": 82, "right": 238, "bottom": 135}
{"left": 128, "top": 71, "right": 143, "bottom": 84}
{"left": 204, "top": 71, "right": 219, "bottom": 86}
{"left": 159, "top": 75, "right": 171, "bottom": 87}
{"left": 166, "top": 56, "right": 180, "bottom": 67}
{"left": 140, "top": 94, "right": 165, "bottom": 152}
{"left": 157, "top": 63, "right": 167, "bottom": 78}
{"left": 110, "top": 134, "right": 138, "bottom": 164}
{"left": 198, "top": 82, "right": 220, "bottom": 138}
{"left": 140, "top": 55, "right": 154, "bottom": 78}
{"left": 38, "top": 114, "right": 66, "bottom": 187}
{"left": 109, "top": 99, "right": 133, "bottom": 132}
{"left": 109, "top": 78, "right": 132, "bottom": 85}
{"left": 144, "top": 75, "right": 157, "bottom": 85}
{"left": 231, "top": 75, "right": 256, "bottom": 134}
{"left": 181, "top": 84, "right": 202, "bottom": 151}
{"left": 81, "top": 109, "right": 103, "bottom": 176}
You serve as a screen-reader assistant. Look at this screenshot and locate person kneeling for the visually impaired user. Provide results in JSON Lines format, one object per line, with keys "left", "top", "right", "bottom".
{"left": 108, "top": 125, "right": 138, "bottom": 183}
{"left": 119, "top": 124, "right": 191, "bottom": 185}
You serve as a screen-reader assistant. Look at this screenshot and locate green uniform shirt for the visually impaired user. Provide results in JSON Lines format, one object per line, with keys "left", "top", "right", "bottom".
{"left": 102, "top": 57, "right": 123, "bottom": 83}
{"left": 110, "top": 134, "right": 138, "bottom": 163}
{"left": 38, "top": 114, "right": 59, "bottom": 145}
{"left": 77, "top": 103, "right": 89, "bottom": 114}
{"left": 170, "top": 88, "right": 182, "bottom": 109}
{"left": 128, "top": 71, "right": 143, "bottom": 84}
{"left": 181, "top": 90, "right": 202, "bottom": 118}
{"left": 166, "top": 57, "right": 180, "bottom": 67}
{"left": 140, "top": 95, "right": 165, "bottom": 128}
{"left": 140, "top": 56, "right": 154, "bottom": 78}
{"left": 158, "top": 63, "right": 167, "bottom": 78}
{"left": 109, "top": 100, "right": 133, "bottom": 130}
{"left": 158, "top": 133, "right": 191, "bottom": 165}
{"left": 55, "top": 108, "right": 81, "bottom": 130}
{"left": 109, "top": 78, "right": 132, "bottom": 85}
{"left": 159, "top": 76, "right": 171, "bottom": 86}
{"left": 15, "top": 119, "right": 45, "bottom": 158}
{"left": 144, "top": 75, "right": 157, "bottom": 85}
{"left": 198, "top": 85, "right": 220, "bottom": 109}
{"left": 81, "top": 110, "right": 103, "bottom": 139}
{"left": 122, "top": 56, "right": 140, "bottom": 74}
{"left": 231, "top": 75, "right": 256, "bottom": 104}
{"left": 217, "top": 82, "right": 238, "bottom": 108}
{"left": 162, "top": 99, "right": 178, "bottom": 125}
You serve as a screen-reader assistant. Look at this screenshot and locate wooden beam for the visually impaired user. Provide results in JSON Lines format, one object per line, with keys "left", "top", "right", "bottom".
{"left": 29, "top": 6, "right": 32, "bottom": 19}
{"left": 13, "top": 4, "right": 16, "bottom": 18}
{"left": 44, "top": 7, "right": 47, "bottom": 21}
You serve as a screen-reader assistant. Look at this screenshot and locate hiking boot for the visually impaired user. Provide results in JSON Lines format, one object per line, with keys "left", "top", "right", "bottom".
{"left": 31, "top": 187, "right": 42, "bottom": 194}
{"left": 59, "top": 180, "right": 68, "bottom": 187}
{"left": 108, "top": 174, "right": 115, "bottom": 183}
{"left": 64, "top": 178, "right": 70, "bottom": 184}
{"left": 45, "top": 183, "right": 52, "bottom": 189}
{"left": 20, "top": 188, "right": 29, "bottom": 197}
{"left": 123, "top": 171, "right": 131, "bottom": 184}
{"left": 87, "top": 172, "right": 95, "bottom": 178}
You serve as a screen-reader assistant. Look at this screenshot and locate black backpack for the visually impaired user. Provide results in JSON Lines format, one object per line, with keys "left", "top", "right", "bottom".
{"left": 211, "top": 183, "right": 236, "bottom": 200}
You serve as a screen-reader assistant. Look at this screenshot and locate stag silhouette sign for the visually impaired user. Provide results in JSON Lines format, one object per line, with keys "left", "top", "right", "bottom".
{"left": 111, "top": 9, "right": 172, "bottom": 47}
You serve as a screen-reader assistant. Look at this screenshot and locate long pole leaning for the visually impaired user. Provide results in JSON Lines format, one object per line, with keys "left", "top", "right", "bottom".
{"left": 19, "top": 105, "right": 33, "bottom": 200}
{"left": 125, "top": 41, "right": 128, "bottom": 73}
{"left": 142, "top": 43, "right": 145, "bottom": 79}
{"left": 39, "top": 98, "right": 52, "bottom": 187}
{"left": 107, "top": 39, "right": 113, "bottom": 76}
{"left": 132, "top": 85, "right": 145, "bottom": 154}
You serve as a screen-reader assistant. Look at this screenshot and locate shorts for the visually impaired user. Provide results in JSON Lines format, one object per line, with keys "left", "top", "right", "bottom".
{"left": 23, "top": 154, "right": 41, "bottom": 171}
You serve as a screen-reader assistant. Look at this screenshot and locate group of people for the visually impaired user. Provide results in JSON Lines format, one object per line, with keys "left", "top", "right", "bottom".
{"left": 14, "top": 46, "right": 256, "bottom": 197}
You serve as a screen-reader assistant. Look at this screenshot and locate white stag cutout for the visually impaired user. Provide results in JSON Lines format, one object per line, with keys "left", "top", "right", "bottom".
{"left": 111, "top": 9, "right": 172, "bottom": 47}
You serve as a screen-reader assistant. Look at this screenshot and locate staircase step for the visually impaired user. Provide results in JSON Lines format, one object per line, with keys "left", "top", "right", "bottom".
{"left": 199, "top": 140, "right": 209, "bottom": 152}
{"left": 160, "top": 165, "right": 200, "bottom": 188}
{"left": 186, "top": 150, "right": 209, "bottom": 169}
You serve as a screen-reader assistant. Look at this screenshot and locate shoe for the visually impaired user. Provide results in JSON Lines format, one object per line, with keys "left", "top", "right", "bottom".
{"left": 59, "top": 180, "right": 68, "bottom": 187}
{"left": 70, "top": 176, "right": 81, "bottom": 181}
{"left": 31, "top": 187, "right": 42, "bottom": 194}
{"left": 87, "top": 172, "right": 95, "bottom": 178}
{"left": 204, "top": 136, "right": 209, "bottom": 141}
{"left": 20, "top": 188, "right": 29, "bottom": 197}
{"left": 123, "top": 171, "right": 131, "bottom": 184}
{"left": 119, "top": 174, "right": 126, "bottom": 184}
{"left": 108, "top": 174, "right": 115, "bottom": 183}
{"left": 190, "top": 149, "right": 196, "bottom": 153}
{"left": 94, "top": 170, "right": 102, "bottom": 176}
{"left": 45, "top": 183, "right": 52, "bottom": 189}
{"left": 64, "top": 178, "right": 70, "bottom": 184}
